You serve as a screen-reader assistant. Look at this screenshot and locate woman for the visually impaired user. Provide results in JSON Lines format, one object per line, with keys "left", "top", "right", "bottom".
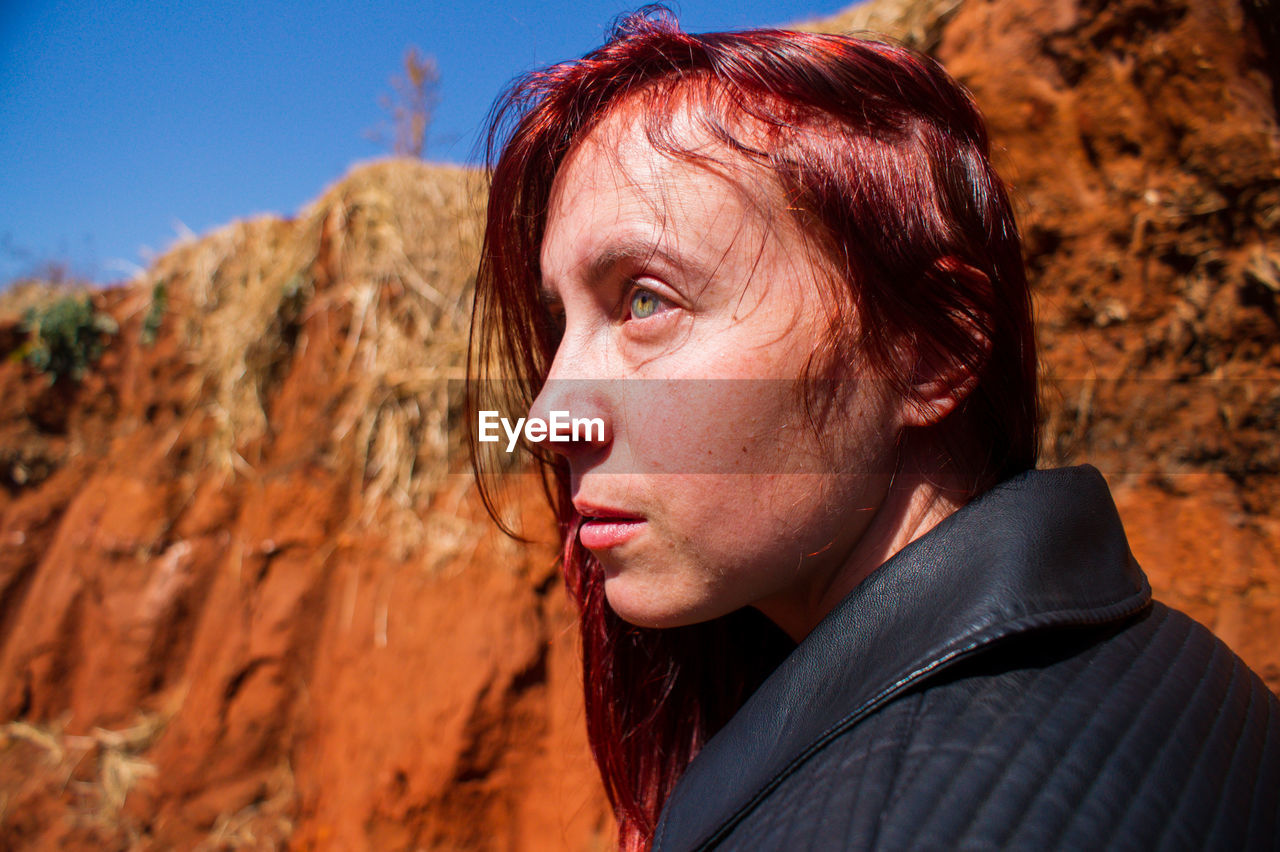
{"left": 468, "top": 11, "right": 1279, "bottom": 851}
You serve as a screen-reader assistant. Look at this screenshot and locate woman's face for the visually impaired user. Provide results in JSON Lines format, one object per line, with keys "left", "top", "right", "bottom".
{"left": 530, "top": 107, "right": 904, "bottom": 639}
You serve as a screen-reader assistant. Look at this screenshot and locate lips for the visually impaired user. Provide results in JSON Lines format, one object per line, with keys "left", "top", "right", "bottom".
{"left": 576, "top": 502, "right": 645, "bottom": 550}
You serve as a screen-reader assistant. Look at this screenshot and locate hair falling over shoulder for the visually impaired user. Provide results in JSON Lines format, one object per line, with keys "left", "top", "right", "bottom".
{"left": 467, "top": 8, "right": 1037, "bottom": 849}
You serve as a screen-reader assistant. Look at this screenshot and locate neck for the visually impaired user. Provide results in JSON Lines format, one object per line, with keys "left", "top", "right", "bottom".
{"left": 756, "top": 446, "right": 972, "bottom": 642}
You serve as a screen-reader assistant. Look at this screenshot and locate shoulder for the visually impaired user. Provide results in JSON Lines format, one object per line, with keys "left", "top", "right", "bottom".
{"left": 701, "top": 603, "right": 1280, "bottom": 851}
{"left": 655, "top": 468, "right": 1280, "bottom": 851}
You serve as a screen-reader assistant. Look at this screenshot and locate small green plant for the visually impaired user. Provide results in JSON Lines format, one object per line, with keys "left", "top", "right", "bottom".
{"left": 20, "top": 296, "right": 118, "bottom": 383}
{"left": 140, "top": 280, "right": 168, "bottom": 345}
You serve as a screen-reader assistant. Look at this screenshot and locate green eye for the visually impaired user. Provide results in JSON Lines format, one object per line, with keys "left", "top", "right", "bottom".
{"left": 630, "top": 288, "right": 661, "bottom": 319}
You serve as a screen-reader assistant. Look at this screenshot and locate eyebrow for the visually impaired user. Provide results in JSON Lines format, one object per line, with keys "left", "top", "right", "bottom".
{"left": 540, "top": 238, "right": 685, "bottom": 302}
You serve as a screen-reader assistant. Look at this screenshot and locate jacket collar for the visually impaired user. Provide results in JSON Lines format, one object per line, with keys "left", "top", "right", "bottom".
{"left": 654, "top": 465, "right": 1151, "bottom": 850}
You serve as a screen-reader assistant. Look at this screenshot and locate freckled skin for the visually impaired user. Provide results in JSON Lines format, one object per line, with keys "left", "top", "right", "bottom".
{"left": 531, "top": 105, "right": 962, "bottom": 641}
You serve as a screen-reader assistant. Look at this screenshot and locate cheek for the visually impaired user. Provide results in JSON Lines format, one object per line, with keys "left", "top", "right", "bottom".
{"left": 600, "top": 476, "right": 801, "bottom": 627}
{"left": 617, "top": 380, "right": 819, "bottom": 475}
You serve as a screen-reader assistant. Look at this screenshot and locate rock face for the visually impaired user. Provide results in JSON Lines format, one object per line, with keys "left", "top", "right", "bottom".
{"left": 0, "top": 163, "right": 611, "bottom": 849}
{"left": 928, "top": 0, "right": 1280, "bottom": 684}
{"left": 1, "top": 0, "right": 1277, "bottom": 848}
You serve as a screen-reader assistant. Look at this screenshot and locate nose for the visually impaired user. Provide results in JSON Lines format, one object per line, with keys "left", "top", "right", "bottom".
{"left": 527, "top": 350, "right": 613, "bottom": 461}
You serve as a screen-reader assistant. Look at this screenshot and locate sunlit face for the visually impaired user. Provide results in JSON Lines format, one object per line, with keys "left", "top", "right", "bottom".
{"left": 530, "top": 105, "right": 906, "bottom": 639}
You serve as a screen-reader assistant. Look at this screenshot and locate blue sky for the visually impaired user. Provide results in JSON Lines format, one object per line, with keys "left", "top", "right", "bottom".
{"left": 1, "top": 0, "right": 849, "bottom": 285}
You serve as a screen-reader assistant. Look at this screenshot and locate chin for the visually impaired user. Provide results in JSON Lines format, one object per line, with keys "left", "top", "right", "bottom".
{"left": 602, "top": 576, "right": 715, "bottom": 629}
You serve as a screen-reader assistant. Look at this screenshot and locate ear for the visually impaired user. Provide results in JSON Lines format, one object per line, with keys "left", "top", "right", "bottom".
{"left": 898, "top": 259, "right": 993, "bottom": 429}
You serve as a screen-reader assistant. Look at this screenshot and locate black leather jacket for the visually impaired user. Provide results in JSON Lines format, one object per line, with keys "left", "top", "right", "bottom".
{"left": 654, "top": 466, "right": 1280, "bottom": 851}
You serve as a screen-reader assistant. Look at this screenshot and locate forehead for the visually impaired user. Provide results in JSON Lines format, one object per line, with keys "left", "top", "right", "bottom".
{"left": 540, "top": 101, "right": 789, "bottom": 278}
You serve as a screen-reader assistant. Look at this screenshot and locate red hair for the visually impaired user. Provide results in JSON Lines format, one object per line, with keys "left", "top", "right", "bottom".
{"left": 468, "top": 9, "right": 1038, "bottom": 849}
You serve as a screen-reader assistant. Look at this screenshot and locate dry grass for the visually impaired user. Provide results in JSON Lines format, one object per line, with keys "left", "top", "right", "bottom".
{"left": 2, "top": 714, "right": 296, "bottom": 849}
{"left": 194, "top": 761, "right": 296, "bottom": 851}
{"left": 796, "top": 0, "right": 963, "bottom": 50}
{"left": 143, "top": 213, "right": 299, "bottom": 467}
{"left": 0, "top": 279, "right": 94, "bottom": 323}
{"left": 0, "top": 712, "right": 166, "bottom": 835}
{"left": 134, "top": 159, "right": 486, "bottom": 549}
